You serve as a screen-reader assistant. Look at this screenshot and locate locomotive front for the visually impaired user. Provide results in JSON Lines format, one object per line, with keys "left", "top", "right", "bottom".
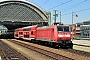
{"left": 57, "top": 25, "right": 73, "bottom": 48}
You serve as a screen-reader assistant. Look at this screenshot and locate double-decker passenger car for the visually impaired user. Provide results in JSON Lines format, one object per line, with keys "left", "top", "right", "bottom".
{"left": 14, "top": 26, "right": 37, "bottom": 39}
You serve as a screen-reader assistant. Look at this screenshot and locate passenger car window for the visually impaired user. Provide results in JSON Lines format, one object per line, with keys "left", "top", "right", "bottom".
{"left": 31, "top": 31, "right": 33, "bottom": 35}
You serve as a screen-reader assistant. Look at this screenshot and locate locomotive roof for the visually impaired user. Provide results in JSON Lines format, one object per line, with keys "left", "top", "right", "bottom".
{"left": 22, "top": 25, "right": 37, "bottom": 29}
{"left": 15, "top": 25, "right": 37, "bottom": 30}
{"left": 37, "top": 25, "right": 69, "bottom": 29}
{"left": 56, "top": 24, "right": 69, "bottom": 26}
{"left": 22, "top": 26, "right": 33, "bottom": 29}
{"left": 37, "top": 26, "right": 52, "bottom": 29}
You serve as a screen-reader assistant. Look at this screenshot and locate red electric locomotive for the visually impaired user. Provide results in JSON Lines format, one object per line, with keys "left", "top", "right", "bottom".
{"left": 14, "top": 24, "right": 73, "bottom": 48}
{"left": 36, "top": 24, "right": 73, "bottom": 48}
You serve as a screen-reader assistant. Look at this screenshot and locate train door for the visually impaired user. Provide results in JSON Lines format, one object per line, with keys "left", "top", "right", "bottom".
{"left": 30, "top": 27, "right": 37, "bottom": 39}
{"left": 51, "top": 28, "right": 54, "bottom": 40}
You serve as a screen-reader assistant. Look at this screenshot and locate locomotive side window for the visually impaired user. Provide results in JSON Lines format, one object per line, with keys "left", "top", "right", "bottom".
{"left": 52, "top": 29, "right": 54, "bottom": 32}
{"left": 64, "top": 27, "right": 69, "bottom": 32}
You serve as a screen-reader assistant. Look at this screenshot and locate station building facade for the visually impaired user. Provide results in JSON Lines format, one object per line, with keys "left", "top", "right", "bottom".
{"left": 80, "top": 25, "right": 90, "bottom": 38}
{"left": 72, "top": 20, "right": 90, "bottom": 39}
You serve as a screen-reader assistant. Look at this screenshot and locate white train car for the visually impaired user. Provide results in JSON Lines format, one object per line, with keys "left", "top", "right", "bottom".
{"left": 0, "top": 25, "right": 8, "bottom": 35}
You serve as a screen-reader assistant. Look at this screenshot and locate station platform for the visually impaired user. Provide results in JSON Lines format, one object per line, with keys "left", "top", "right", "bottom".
{"left": 72, "top": 39, "right": 90, "bottom": 46}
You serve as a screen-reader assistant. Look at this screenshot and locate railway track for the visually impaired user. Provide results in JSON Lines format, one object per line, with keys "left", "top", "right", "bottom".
{"left": 8, "top": 39, "right": 73, "bottom": 60}
{"left": 6, "top": 39, "right": 90, "bottom": 60}
{"left": 59, "top": 43, "right": 90, "bottom": 58}
{"left": 0, "top": 40, "right": 29, "bottom": 60}
{"left": 60, "top": 48, "right": 90, "bottom": 58}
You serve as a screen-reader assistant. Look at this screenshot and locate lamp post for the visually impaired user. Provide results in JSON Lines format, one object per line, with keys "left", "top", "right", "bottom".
{"left": 72, "top": 12, "right": 78, "bottom": 40}
{"left": 53, "top": 10, "right": 58, "bottom": 23}
{"left": 72, "top": 12, "right": 74, "bottom": 40}
{"left": 60, "top": 11, "right": 61, "bottom": 24}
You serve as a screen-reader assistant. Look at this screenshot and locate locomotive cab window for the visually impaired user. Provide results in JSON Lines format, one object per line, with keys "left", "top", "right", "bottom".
{"left": 64, "top": 26, "right": 69, "bottom": 32}
{"left": 57, "top": 26, "right": 69, "bottom": 32}
{"left": 57, "top": 26, "right": 63, "bottom": 31}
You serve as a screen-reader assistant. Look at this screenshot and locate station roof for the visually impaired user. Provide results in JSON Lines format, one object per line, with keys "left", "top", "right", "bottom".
{"left": 0, "top": 0, "right": 48, "bottom": 22}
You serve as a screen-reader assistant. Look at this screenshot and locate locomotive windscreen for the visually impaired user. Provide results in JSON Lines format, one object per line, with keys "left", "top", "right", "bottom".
{"left": 57, "top": 26, "right": 69, "bottom": 32}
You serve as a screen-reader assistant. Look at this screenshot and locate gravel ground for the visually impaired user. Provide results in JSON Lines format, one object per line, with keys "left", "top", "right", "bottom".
{"left": 1, "top": 39, "right": 53, "bottom": 60}
{"left": 1, "top": 39, "right": 90, "bottom": 60}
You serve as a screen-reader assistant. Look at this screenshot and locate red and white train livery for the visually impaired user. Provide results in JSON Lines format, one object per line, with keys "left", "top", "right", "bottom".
{"left": 14, "top": 24, "right": 73, "bottom": 48}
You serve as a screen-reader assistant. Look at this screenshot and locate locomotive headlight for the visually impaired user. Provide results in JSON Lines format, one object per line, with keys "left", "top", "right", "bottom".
{"left": 65, "top": 35, "right": 70, "bottom": 37}
{"left": 58, "top": 34, "right": 70, "bottom": 37}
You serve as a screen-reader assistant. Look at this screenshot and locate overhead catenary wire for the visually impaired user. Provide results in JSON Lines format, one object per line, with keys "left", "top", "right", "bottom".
{"left": 62, "top": 7, "right": 90, "bottom": 16}
{"left": 75, "top": 7, "right": 90, "bottom": 13}
{"left": 63, "top": 0, "right": 88, "bottom": 11}
{"left": 41, "top": 0, "right": 49, "bottom": 6}
{"left": 47, "top": 0, "right": 73, "bottom": 10}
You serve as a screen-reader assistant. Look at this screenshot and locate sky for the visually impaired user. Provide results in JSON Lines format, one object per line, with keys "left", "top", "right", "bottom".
{"left": 28, "top": 0, "right": 90, "bottom": 24}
